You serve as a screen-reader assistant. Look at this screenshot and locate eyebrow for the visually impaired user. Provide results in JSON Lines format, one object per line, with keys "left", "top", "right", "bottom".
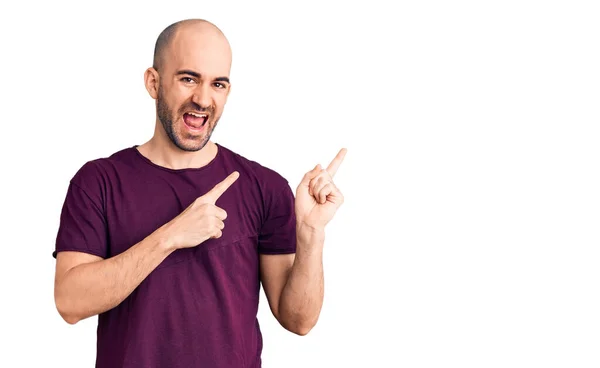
{"left": 176, "top": 70, "right": 230, "bottom": 84}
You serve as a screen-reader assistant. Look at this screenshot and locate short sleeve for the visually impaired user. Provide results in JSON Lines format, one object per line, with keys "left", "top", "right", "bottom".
{"left": 257, "top": 183, "right": 297, "bottom": 254}
{"left": 53, "top": 162, "right": 108, "bottom": 259}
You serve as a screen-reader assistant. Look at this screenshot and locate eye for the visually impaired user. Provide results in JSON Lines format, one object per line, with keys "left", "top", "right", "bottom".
{"left": 214, "top": 82, "right": 227, "bottom": 89}
{"left": 181, "top": 77, "right": 195, "bottom": 84}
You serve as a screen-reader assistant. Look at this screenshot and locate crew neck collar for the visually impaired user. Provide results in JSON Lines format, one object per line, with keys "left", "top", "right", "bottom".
{"left": 131, "top": 143, "right": 222, "bottom": 173}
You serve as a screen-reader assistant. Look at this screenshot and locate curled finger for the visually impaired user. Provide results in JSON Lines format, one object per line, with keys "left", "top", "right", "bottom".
{"left": 313, "top": 177, "right": 332, "bottom": 202}
{"left": 317, "top": 182, "right": 335, "bottom": 204}
{"left": 309, "top": 170, "right": 330, "bottom": 197}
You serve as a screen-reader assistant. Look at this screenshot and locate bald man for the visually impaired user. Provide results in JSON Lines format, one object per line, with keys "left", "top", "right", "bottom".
{"left": 52, "top": 19, "right": 346, "bottom": 368}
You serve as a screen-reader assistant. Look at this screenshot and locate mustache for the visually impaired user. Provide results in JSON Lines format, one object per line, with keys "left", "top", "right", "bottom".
{"left": 180, "top": 102, "right": 214, "bottom": 115}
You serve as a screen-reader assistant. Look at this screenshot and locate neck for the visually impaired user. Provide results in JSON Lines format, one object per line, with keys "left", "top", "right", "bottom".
{"left": 136, "top": 123, "right": 218, "bottom": 170}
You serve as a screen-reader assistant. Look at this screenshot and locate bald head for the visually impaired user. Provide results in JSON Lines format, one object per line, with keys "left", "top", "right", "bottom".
{"left": 144, "top": 19, "right": 233, "bottom": 153}
{"left": 152, "top": 19, "right": 231, "bottom": 72}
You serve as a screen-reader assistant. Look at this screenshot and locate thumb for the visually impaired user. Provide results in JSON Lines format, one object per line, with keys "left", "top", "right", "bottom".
{"left": 300, "top": 164, "right": 322, "bottom": 186}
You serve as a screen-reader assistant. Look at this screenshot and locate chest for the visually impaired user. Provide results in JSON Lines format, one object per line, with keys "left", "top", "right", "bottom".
{"left": 102, "top": 174, "right": 264, "bottom": 258}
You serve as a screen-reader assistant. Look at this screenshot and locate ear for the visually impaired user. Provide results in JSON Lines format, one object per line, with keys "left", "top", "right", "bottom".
{"left": 225, "top": 83, "right": 232, "bottom": 100}
{"left": 144, "top": 67, "right": 159, "bottom": 99}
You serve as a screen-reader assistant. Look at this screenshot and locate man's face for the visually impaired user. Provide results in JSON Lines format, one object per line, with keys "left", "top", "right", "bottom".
{"left": 155, "top": 29, "right": 232, "bottom": 152}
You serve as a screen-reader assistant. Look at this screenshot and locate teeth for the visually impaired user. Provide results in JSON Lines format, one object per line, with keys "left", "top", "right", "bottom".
{"left": 188, "top": 112, "right": 207, "bottom": 118}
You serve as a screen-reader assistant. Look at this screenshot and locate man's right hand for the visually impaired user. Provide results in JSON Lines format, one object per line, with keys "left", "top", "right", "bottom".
{"left": 54, "top": 171, "right": 241, "bottom": 324}
{"left": 161, "top": 171, "right": 240, "bottom": 250}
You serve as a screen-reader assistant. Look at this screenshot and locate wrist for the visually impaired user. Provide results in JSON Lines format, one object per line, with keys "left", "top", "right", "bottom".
{"left": 297, "top": 222, "right": 326, "bottom": 243}
{"left": 152, "top": 225, "right": 178, "bottom": 253}
{"left": 297, "top": 221, "right": 325, "bottom": 234}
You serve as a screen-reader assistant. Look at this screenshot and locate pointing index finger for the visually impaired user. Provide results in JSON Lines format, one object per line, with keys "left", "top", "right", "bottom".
{"left": 326, "top": 148, "right": 347, "bottom": 177}
{"left": 206, "top": 171, "right": 240, "bottom": 203}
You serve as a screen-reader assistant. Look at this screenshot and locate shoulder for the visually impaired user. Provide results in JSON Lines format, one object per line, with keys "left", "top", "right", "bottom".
{"left": 68, "top": 146, "right": 136, "bottom": 196}
{"left": 217, "top": 143, "right": 291, "bottom": 193}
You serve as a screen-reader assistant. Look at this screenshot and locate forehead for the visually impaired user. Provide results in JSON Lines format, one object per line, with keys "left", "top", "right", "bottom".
{"left": 165, "top": 28, "right": 232, "bottom": 77}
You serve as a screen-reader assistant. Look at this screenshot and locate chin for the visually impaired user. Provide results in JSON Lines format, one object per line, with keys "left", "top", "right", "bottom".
{"left": 174, "top": 132, "right": 212, "bottom": 152}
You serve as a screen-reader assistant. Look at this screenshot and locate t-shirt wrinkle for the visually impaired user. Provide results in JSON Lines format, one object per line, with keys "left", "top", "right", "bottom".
{"left": 69, "top": 181, "right": 104, "bottom": 217}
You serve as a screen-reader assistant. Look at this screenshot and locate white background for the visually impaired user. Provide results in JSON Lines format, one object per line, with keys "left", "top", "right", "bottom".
{"left": 1, "top": 0, "right": 599, "bottom": 367}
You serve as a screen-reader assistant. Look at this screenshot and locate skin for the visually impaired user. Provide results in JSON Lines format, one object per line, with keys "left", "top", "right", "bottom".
{"left": 53, "top": 19, "right": 346, "bottom": 336}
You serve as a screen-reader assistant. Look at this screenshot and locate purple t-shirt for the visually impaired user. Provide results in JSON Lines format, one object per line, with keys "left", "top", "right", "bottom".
{"left": 53, "top": 143, "right": 297, "bottom": 368}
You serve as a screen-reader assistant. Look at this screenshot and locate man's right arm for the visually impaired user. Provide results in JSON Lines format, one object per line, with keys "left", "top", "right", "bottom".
{"left": 54, "top": 227, "right": 174, "bottom": 325}
{"left": 53, "top": 170, "right": 239, "bottom": 325}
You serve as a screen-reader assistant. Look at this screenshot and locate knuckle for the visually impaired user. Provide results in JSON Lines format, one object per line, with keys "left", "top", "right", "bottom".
{"left": 195, "top": 200, "right": 209, "bottom": 210}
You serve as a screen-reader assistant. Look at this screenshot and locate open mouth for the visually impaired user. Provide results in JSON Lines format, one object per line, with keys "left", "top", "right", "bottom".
{"left": 183, "top": 112, "right": 208, "bottom": 130}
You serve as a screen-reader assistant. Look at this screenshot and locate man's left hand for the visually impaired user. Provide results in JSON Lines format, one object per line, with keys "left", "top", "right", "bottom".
{"left": 295, "top": 148, "right": 347, "bottom": 231}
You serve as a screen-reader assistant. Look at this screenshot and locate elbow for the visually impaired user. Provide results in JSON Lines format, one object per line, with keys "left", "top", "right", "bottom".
{"left": 276, "top": 302, "right": 321, "bottom": 336}
{"left": 54, "top": 292, "right": 82, "bottom": 325}
{"left": 290, "top": 325, "right": 313, "bottom": 336}
{"left": 62, "top": 315, "right": 80, "bottom": 325}
{"left": 280, "top": 316, "right": 317, "bottom": 336}
{"left": 56, "top": 302, "right": 81, "bottom": 325}
{"left": 60, "top": 312, "right": 81, "bottom": 325}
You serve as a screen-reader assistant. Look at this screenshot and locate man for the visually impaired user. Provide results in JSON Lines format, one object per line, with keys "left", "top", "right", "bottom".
{"left": 53, "top": 18, "right": 346, "bottom": 368}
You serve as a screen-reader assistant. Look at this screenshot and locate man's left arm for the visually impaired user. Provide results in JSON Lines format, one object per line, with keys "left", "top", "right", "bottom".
{"left": 260, "top": 148, "right": 347, "bottom": 335}
{"left": 260, "top": 225, "right": 324, "bottom": 335}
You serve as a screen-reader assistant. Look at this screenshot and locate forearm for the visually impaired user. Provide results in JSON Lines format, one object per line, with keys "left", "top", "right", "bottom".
{"left": 55, "top": 229, "right": 174, "bottom": 324}
{"left": 278, "top": 225, "right": 325, "bottom": 334}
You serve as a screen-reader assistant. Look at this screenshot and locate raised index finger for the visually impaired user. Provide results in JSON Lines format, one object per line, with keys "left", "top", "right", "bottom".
{"left": 205, "top": 171, "right": 240, "bottom": 203}
{"left": 326, "top": 148, "right": 347, "bottom": 177}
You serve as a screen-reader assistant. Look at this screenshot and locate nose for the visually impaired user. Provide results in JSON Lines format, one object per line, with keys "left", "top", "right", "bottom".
{"left": 191, "top": 83, "right": 212, "bottom": 110}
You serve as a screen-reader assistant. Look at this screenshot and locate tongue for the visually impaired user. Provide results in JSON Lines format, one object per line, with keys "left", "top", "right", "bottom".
{"left": 183, "top": 113, "right": 204, "bottom": 128}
